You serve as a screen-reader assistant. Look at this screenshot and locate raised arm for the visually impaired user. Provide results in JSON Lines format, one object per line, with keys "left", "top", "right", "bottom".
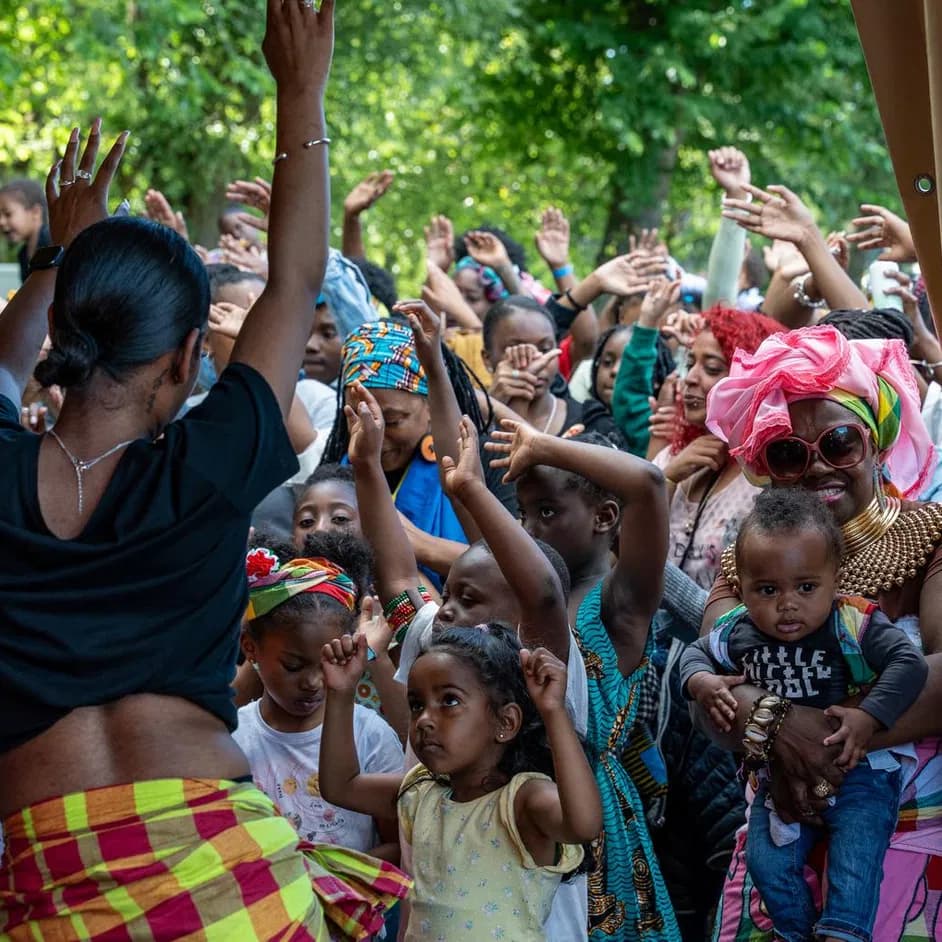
{"left": 341, "top": 170, "right": 393, "bottom": 259}
{"left": 319, "top": 633, "right": 402, "bottom": 819}
{"left": 0, "top": 120, "right": 127, "bottom": 403}
{"left": 441, "top": 418, "right": 571, "bottom": 661}
{"left": 488, "top": 423, "right": 667, "bottom": 675}
{"left": 703, "top": 147, "right": 751, "bottom": 308}
{"left": 346, "top": 382, "right": 424, "bottom": 607}
{"left": 229, "top": 0, "right": 334, "bottom": 415}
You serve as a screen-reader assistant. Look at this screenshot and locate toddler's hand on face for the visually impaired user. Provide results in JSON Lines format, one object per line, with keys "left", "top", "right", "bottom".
{"left": 321, "top": 633, "right": 368, "bottom": 694}
{"left": 823, "top": 705, "right": 879, "bottom": 770}
{"left": 687, "top": 671, "right": 745, "bottom": 733}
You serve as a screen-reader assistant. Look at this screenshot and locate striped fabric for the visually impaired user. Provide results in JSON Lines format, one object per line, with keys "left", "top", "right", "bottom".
{"left": 0, "top": 778, "right": 410, "bottom": 941}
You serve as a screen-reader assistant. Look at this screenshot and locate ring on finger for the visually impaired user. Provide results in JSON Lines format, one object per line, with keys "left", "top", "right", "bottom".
{"left": 812, "top": 780, "right": 834, "bottom": 799}
{"left": 75, "top": 169, "right": 92, "bottom": 181}
{"left": 512, "top": 369, "right": 520, "bottom": 379}
{"left": 60, "top": 179, "right": 76, "bottom": 187}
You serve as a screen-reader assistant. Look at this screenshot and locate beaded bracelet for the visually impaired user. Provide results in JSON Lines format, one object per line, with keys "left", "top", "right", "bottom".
{"left": 792, "top": 273, "right": 827, "bottom": 310}
{"left": 741, "top": 693, "right": 791, "bottom": 770}
{"left": 384, "top": 586, "right": 433, "bottom": 643}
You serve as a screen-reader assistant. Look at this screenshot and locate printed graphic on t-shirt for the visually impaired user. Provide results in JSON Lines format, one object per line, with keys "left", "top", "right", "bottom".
{"left": 741, "top": 645, "right": 837, "bottom": 701}
{"left": 263, "top": 762, "right": 353, "bottom": 844}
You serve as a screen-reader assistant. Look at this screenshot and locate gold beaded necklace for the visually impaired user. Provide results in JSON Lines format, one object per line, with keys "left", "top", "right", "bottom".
{"left": 720, "top": 497, "right": 942, "bottom": 599}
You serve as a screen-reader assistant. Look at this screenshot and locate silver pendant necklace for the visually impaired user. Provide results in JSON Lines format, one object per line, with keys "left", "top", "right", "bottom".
{"left": 47, "top": 429, "right": 137, "bottom": 514}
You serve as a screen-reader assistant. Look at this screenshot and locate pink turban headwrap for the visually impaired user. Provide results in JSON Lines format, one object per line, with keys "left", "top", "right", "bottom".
{"left": 706, "top": 325, "right": 934, "bottom": 498}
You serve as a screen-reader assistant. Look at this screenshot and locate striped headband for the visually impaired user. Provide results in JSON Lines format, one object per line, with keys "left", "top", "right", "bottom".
{"left": 245, "top": 549, "right": 358, "bottom": 621}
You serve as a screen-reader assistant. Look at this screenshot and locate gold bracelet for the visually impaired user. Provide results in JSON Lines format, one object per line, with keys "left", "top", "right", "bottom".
{"left": 742, "top": 693, "right": 791, "bottom": 770}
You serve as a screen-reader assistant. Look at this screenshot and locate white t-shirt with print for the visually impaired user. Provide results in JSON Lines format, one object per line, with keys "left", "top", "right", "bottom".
{"left": 393, "top": 601, "right": 590, "bottom": 942}
{"left": 233, "top": 699, "right": 403, "bottom": 852}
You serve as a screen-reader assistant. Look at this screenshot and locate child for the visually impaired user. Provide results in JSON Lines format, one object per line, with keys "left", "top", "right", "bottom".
{"left": 293, "top": 464, "right": 361, "bottom": 550}
{"left": 343, "top": 360, "right": 591, "bottom": 939}
{"left": 232, "top": 536, "right": 404, "bottom": 859}
{"left": 680, "top": 488, "right": 928, "bottom": 942}
{"left": 319, "top": 625, "right": 602, "bottom": 942}
{"left": 487, "top": 417, "right": 683, "bottom": 940}
{"left": 0, "top": 178, "right": 49, "bottom": 283}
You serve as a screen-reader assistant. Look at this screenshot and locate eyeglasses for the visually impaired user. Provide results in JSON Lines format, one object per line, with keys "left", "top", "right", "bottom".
{"left": 763, "top": 422, "right": 871, "bottom": 481}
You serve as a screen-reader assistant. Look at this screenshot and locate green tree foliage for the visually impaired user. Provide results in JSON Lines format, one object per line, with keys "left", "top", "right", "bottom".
{"left": 0, "top": 0, "right": 897, "bottom": 290}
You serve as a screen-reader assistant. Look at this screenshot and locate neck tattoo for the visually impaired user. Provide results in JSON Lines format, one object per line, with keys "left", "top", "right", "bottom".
{"left": 47, "top": 429, "right": 138, "bottom": 514}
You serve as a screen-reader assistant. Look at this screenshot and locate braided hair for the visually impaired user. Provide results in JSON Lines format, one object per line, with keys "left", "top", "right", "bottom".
{"left": 321, "top": 341, "right": 488, "bottom": 465}
{"left": 819, "top": 307, "right": 914, "bottom": 346}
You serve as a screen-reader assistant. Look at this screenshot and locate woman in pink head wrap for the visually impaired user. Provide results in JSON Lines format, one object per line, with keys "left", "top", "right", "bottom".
{"left": 702, "top": 324, "right": 942, "bottom": 942}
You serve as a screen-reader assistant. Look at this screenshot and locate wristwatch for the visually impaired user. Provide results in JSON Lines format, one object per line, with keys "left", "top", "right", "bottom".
{"left": 28, "top": 244, "right": 65, "bottom": 275}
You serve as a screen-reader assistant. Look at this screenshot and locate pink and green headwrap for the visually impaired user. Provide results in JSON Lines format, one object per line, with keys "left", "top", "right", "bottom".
{"left": 706, "top": 325, "right": 934, "bottom": 497}
{"left": 245, "top": 549, "right": 358, "bottom": 621}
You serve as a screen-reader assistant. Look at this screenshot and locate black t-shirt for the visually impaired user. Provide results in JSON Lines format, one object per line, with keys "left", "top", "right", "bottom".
{"left": 0, "top": 363, "right": 298, "bottom": 754}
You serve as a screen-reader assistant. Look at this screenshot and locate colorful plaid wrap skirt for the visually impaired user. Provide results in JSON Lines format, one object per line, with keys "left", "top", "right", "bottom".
{"left": 0, "top": 778, "right": 410, "bottom": 941}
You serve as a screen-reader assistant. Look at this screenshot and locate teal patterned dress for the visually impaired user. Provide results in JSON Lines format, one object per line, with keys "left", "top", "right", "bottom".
{"left": 575, "top": 581, "right": 681, "bottom": 941}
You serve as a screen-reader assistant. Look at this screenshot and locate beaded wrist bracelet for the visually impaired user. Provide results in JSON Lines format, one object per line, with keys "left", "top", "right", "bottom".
{"left": 742, "top": 693, "right": 791, "bottom": 771}
{"left": 384, "top": 586, "right": 433, "bottom": 644}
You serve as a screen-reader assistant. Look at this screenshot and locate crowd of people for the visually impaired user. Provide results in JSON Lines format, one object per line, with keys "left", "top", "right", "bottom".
{"left": 0, "top": 2, "right": 940, "bottom": 940}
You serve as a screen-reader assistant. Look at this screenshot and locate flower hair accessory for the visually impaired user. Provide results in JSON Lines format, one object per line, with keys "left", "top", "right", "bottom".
{"left": 246, "top": 547, "right": 280, "bottom": 584}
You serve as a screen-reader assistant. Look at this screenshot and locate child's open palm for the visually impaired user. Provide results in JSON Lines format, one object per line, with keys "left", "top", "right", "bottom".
{"left": 344, "top": 382, "right": 385, "bottom": 466}
{"left": 520, "top": 647, "right": 567, "bottom": 717}
{"left": 321, "top": 633, "right": 368, "bottom": 694}
{"left": 485, "top": 418, "right": 544, "bottom": 483}
{"left": 440, "top": 416, "right": 486, "bottom": 500}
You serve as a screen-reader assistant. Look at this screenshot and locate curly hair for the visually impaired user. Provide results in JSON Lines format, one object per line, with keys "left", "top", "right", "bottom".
{"left": 735, "top": 487, "right": 844, "bottom": 571}
{"left": 246, "top": 530, "right": 367, "bottom": 639}
{"left": 349, "top": 256, "right": 398, "bottom": 315}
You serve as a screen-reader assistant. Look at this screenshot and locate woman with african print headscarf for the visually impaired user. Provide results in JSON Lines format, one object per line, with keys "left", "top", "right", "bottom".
{"left": 320, "top": 319, "right": 491, "bottom": 591}
{"left": 702, "top": 324, "right": 942, "bottom": 942}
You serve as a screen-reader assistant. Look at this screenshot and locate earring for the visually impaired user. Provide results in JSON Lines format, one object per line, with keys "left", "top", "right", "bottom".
{"left": 251, "top": 660, "right": 260, "bottom": 673}
{"left": 497, "top": 733, "right": 504, "bottom": 741}
{"left": 873, "top": 462, "right": 887, "bottom": 512}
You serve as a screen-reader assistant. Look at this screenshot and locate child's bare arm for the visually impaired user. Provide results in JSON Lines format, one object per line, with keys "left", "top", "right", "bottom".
{"left": 319, "top": 634, "right": 402, "bottom": 820}
{"left": 441, "top": 418, "right": 571, "bottom": 661}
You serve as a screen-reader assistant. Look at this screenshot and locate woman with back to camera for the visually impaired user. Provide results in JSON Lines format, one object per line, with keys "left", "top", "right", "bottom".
{"left": 0, "top": 3, "right": 407, "bottom": 939}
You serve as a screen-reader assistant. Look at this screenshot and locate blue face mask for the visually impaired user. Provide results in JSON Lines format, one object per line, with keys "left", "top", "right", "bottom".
{"left": 197, "top": 351, "right": 218, "bottom": 393}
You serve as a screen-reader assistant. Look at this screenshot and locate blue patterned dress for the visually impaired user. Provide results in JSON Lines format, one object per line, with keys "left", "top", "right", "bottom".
{"left": 575, "top": 582, "right": 681, "bottom": 941}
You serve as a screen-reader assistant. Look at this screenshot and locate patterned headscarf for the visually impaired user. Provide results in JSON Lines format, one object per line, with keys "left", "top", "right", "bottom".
{"left": 245, "top": 549, "right": 358, "bottom": 621}
{"left": 340, "top": 321, "right": 428, "bottom": 396}
{"left": 706, "top": 325, "right": 934, "bottom": 497}
{"left": 454, "top": 256, "right": 510, "bottom": 305}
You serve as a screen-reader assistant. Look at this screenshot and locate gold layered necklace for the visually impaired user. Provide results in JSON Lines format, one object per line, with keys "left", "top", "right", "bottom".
{"left": 720, "top": 496, "right": 942, "bottom": 599}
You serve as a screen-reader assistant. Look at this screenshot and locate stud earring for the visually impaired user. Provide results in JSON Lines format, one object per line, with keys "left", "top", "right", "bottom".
{"left": 251, "top": 660, "right": 260, "bottom": 673}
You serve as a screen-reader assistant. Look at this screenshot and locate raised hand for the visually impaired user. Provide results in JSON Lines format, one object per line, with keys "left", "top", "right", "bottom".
{"left": 321, "top": 632, "right": 368, "bottom": 694}
{"left": 226, "top": 177, "right": 272, "bottom": 217}
{"left": 762, "top": 238, "right": 809, "bottom": 280}
{"left": 344, "top": 381, "right": 385, "bottom": 467}
{"left": 344, "top": 170, "right": 394, "bottom": 216}
{"left": 686, "top": 671, "right": 746, "bottom": 733}
{"left": 489, "top": 358, "right": 539, "bottom": 404}
{"left": 395, "top": 298, "right": 444, "bottom": 369}
{"left": 639, "top": 278, "right": 682, "bottom": 329}
{"left": 663, "top": 434, "right": 728, "bottom": 484}
{"left": 628, "top": 228, "right": 667, "bottom": 256}
{"left": 520, "top": 647, "right": 568, "bottom": 718}
{"left": 209, "top": 301, "right": 252, "bottom": 340}
{"left": 485, "top": 417, "right": 546, "bottom": 483}
{"left": 144, "top": 189, "right": 189, "bottom": 240}
{"left": 708, "top": 146, "right": 751, "bottom": 198}
{"left": 826, "top": 231, "right": 850, "bottom": 272}
{"left": 220, "top": 234, "right": 268, "bottom": 278}
{"left": 592, "top": 252, "right": 662, "bottom": 296}
{"left": 721, "top": 183, "right": 817, "bottom": 247}
{"left": 660, "top": 311, "right": 705, "bottom": 347}
{"left": 358, "top": 596, "right": 394, "bottom": 658}
{"left": 47, "top": 119, "right": 129, "bottom": 248}
{"left": 262, "top": 0, "right": 335, "bottom": 95}
{"left": 848, "top": 203, "right": 916, "bottom": 263}
{"left": 534, "top": 207, "right": 571, "bottom": 271}
{"left": 823, "top": 705, "right": 879, "bottom": 770}
{"left": 464, "top": 230, "right": 512, "bottom": 271}
{"left": 440, "top": 415, "right": 486, "bottom": 500}
{"left": 424, "top": 214, "right": 455, "bottom": 271}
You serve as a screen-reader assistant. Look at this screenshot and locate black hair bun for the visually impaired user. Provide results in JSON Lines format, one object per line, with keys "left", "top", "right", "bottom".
{"left": 34, "top": 329, "right": 99, "bottom": 388}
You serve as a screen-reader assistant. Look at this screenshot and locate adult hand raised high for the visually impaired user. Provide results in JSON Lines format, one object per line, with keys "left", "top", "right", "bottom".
{"left": 262, "top": 0, "right": 335, "bottom": 94}
{"left": 47, "top": 118, "right": 129, "bottom": 248}
{"left": 722, "top": 183, "right": 817, "bottom": 248}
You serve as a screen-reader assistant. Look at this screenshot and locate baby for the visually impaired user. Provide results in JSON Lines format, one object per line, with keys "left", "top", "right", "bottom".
{"left": 681, "top": 487, "right": 927, "bottom": 942}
